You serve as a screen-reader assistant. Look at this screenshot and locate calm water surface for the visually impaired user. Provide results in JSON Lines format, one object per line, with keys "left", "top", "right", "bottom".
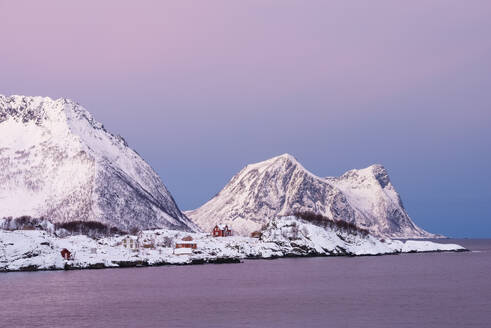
{"left": 1, "top": 239, "right": 490, "bottom": 328}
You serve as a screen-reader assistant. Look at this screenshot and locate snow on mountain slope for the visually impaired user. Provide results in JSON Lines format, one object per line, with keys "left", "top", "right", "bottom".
{"left": 185, "top": 154, "right": 436, "bottom": 238}
{"left": 0, "top": 95, "right": 196, "bottom": 232}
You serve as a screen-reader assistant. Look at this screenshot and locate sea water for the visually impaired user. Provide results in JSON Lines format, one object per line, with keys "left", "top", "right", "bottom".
{"left": 0, "top": 239, "right": 490, "bottom": 328}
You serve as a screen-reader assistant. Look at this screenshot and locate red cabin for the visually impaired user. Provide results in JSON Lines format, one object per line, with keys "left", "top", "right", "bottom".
{"left": 60, "top": 248, "right": 71, "bottom": 260}
{"left": 212, "top": 224, "right": 232, "bottom": 237}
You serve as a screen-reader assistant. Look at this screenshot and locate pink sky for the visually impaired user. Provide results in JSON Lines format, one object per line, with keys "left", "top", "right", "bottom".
{"left": 1, "top": 1, "right": 490, "bottom": 236}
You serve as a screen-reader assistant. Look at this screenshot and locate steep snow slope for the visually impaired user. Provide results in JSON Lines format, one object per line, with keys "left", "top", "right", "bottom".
{"left": 0, "top": 95, "right": 196, "bottom": 232}
{"left": 186, "top": 154, "right": 436, "bottom": 238}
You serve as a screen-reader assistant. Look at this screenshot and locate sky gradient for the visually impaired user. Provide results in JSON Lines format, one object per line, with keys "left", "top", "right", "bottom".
{"left": 1, "top": 1, "right": 490, "bottom": 237}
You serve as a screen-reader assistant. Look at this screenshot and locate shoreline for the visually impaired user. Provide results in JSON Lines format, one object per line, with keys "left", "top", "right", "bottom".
{"left": 1, "top": 247, "right": 469, "bottom": 273}
{"left": 0, "top": 217, "right": 468, "bottom": 273}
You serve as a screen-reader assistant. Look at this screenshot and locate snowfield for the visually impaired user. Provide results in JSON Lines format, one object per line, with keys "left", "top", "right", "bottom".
{"left": 0, "top": 216, "right": 465, "bottom": 272}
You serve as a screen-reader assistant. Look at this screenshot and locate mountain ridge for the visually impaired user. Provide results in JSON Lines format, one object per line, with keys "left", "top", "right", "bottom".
{"left": 186, "top": 154, "right": 437, "bottom": 238}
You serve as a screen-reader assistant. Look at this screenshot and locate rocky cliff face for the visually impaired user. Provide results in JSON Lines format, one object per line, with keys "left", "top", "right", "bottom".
{"left": 186, "top": 154, "right": 436, "bottom": 238}
{"left": 0, "top": 95, "right": 196, "bottom": 232}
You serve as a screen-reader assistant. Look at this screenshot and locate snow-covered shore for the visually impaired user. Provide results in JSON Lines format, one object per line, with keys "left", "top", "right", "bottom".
{"left": 0, "top": 217, "right": 466, "bottom": 272}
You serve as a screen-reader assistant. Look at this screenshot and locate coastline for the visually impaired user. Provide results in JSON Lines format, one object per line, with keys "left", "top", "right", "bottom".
{"left": 1, "top": 218, "right": 467, "bottom": 273}
{"left": 1, "top": 248, "right": 468, "bottom": 273}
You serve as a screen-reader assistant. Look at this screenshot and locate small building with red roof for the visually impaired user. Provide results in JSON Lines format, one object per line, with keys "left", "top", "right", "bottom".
{"left": 212, "top": 224, "right": 232, "bottom": 237}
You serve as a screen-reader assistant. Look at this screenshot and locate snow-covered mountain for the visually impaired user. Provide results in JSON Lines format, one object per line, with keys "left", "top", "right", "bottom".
{"left": 0, "top": 95, "right": 196, "bottom": 232}
{"left": 185, "top": 154, "right": 436, "bottom": 238}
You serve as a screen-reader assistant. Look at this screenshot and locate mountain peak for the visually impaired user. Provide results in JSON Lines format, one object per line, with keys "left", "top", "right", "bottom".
{"left": 273, "top": 153, "right": 297, "bottom": 162}
{"left": 244, "top": 153, "right": 311, "bottom": 177}
{"left": 248, "top": 153, "right": 299, "bottom": 167}
{"left": 0, "top": 94, "right": 97, "bottom": 127}
{"left": 370, "top": 164, "right": 391, "bottom": 188}
{"left": 338, "top": 164, "right": 391, "bottom": 189}
{"left": 187, "top": 156, "right": 435, "bottom": 239}
{"left": 0, "top": 95, "right": 196, "bottom": 232}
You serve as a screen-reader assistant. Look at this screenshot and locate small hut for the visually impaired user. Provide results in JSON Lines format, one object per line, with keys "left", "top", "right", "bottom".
{"left": 174, "top": 236, "right": 197, "bottom": 250}
{"left": 142, "top": 239, "right": 155, "bottom": 249}
{"left": 60, "top": 248, "right": 71, "bottom": 260}
{"left": 250, "top": 231, "right": 262, "bottom": 238}
{"left": 122, "top": 236, "right": 138, "bottom": 249}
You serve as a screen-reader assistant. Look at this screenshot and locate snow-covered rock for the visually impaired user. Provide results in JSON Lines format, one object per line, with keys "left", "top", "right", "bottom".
{"left": 186, "top": 154, "right": 436, "bottom": 238}
{"left": 0, "top": 216, "right": 465, "bottom": 272}
{"left": 0, "top": 95, "right": 196, "bottom": 232}
{"left": 325, "top": 164, "right": 433, "bottom": 238}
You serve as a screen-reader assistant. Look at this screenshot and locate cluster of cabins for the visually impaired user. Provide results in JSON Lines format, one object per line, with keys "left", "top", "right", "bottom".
{"left": 121, "top": 234, "right": 157, "bottom": 249}
{"left": 59, "top": 224, "right": 264, "bottom": 260}
{"left": 120, "top": 225, "right": 235, "bottom": 256}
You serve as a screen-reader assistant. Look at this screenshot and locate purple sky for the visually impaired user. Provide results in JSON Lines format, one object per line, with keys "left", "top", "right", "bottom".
{"left": 1, "top": 1, "right": 490, "bottom": 237}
